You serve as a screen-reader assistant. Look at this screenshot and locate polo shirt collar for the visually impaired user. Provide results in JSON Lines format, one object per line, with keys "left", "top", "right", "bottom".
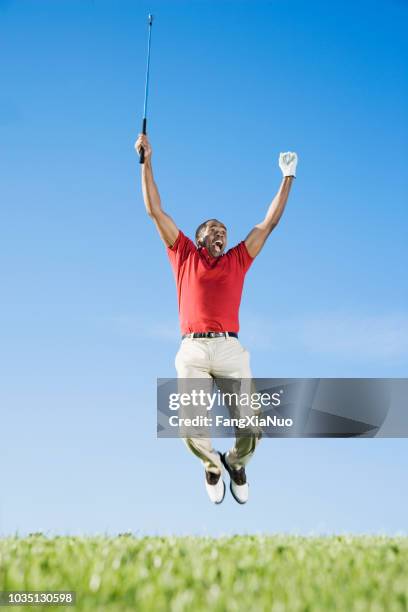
{"left": 199, "top": 246, "right": 223, "bottom": 265}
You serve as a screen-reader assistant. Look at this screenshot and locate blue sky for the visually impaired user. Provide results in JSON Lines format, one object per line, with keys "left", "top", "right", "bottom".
{"left": 1, "top": 0, "right": 407, "bottom": 536}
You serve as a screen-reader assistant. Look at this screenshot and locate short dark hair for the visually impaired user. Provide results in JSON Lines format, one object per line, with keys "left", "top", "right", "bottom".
{"left": 195, "top": 219, "right": 226, "bottom": 247}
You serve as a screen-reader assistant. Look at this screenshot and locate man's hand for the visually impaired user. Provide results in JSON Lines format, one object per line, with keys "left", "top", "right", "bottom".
{"left": 135, "top": 133, "right": 152, "bottom": 162}
{"left": 279, "top": 151, "right": 298, "bottom": 178}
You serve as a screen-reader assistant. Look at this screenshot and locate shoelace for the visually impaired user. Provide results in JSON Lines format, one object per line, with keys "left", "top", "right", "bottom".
{"left": 231, "top": 467, "right": 246, "bottom": 486}
{"left": 206, "top": 471, "right": 220, "bottom": 485}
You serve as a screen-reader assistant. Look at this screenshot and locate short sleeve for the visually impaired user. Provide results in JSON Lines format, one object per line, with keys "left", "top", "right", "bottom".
{"left": 167, "top": 230, "right": 196, "bottom": 272}
{"left": 227, "top": 240, "right": 254, "bottom": 273}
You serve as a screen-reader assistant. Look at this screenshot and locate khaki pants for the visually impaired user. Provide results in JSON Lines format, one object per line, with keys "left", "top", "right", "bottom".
{"left": 175, "top": 336, "right": 261, "bottom": 475}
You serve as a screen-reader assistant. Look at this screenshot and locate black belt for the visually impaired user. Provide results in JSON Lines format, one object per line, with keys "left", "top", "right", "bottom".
{"left": 182, "top": 331, "right": 238, "bottom": 340}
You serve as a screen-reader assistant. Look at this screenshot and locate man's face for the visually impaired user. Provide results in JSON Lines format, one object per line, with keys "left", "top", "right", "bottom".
{"left": 202, "top": 221, "right": 227, "bottom": 258}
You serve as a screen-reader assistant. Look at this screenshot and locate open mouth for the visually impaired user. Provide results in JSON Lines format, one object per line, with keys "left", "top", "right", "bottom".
{"left": 213, "top": 240, "right": 223, "bottom": 253}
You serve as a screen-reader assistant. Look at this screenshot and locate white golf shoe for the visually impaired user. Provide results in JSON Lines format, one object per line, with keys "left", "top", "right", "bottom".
{"left": 205, "top": 470, "right": 226, "bottom": 504}
{"left": 221, "top": 453, "right": 249, "bottom": 504}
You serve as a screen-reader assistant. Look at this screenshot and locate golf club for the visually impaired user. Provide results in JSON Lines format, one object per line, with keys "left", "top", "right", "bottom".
{"left": 139, "top": 13, "right": 154, "bottom": 164}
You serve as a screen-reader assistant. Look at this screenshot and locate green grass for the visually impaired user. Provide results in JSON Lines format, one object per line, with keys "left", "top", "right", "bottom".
{"left": 1, "top": 535, "right": 408, "bottom": 611}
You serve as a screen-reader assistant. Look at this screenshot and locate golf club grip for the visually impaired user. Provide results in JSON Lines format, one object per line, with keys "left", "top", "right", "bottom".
{"left": 139, "top": 118, "right": 147, "bottom": 164}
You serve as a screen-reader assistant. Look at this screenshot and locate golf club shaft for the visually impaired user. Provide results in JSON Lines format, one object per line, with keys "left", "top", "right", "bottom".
{"left": 140, "top": 14, "right": 153, "bottom": 164}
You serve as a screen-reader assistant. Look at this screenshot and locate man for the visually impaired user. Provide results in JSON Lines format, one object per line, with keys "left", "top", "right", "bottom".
{"left": 135, "top": 133, "right": 297, "bottom": 504}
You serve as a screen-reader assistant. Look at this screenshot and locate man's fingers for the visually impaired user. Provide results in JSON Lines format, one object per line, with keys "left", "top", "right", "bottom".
{"left": 134, "top": 134, "right": 151, "bottom": 158}
{"left": 281, "top": 152, "right": 295, "bottom": 164}
{"left": 135, "top": 135, "right": 149, "bottom": 152}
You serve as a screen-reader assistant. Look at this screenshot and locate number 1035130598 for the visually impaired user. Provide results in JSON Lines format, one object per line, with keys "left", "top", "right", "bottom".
{"left": 0, "top": 591, "right": 76, "bottom": 606}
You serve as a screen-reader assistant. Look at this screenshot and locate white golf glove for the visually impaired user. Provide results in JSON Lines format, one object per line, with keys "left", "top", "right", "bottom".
{"left": 279, "top": 151, "right": 298, "bottom": 178}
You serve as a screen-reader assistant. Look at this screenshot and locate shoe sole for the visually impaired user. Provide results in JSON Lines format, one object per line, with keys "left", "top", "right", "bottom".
{"left": 229, "top": 480, "right": 247, "bottom": 505}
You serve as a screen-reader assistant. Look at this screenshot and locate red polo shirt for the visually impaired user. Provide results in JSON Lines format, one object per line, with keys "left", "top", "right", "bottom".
{"left": 167, "top": 230, "right": 254, "bottom": 334}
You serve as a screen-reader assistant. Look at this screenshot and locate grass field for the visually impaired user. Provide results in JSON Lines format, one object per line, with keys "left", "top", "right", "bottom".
{"left": 1, "top": 534, "right": 408, "bottom": 611}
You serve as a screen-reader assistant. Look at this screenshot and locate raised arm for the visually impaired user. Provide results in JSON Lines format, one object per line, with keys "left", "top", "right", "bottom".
{"left": 244, "top": 152, "right": 298, "bottom": 258}
{"left": 134, "top": 133, "right": 179, "bottom": 247}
